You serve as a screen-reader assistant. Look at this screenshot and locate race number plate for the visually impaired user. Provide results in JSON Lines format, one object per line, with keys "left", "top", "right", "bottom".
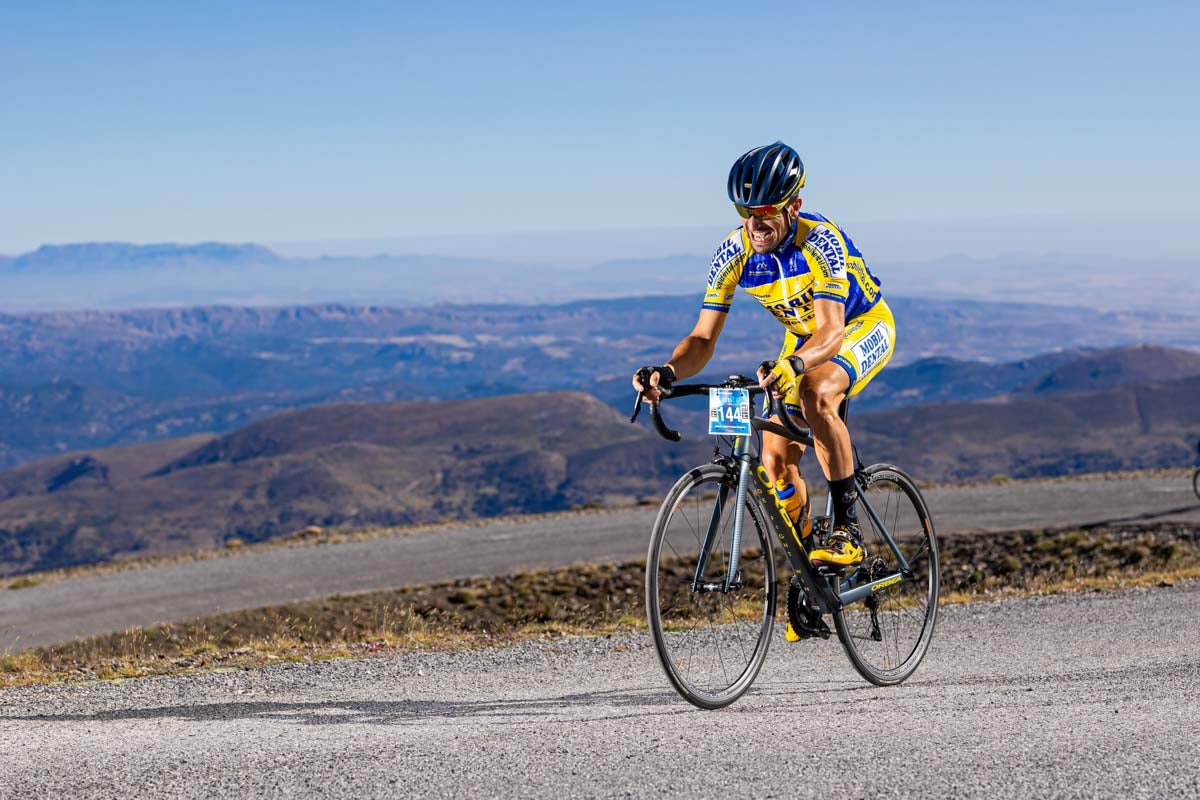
{"left": 709, "top": 388, "right": 751, "bottom": 436}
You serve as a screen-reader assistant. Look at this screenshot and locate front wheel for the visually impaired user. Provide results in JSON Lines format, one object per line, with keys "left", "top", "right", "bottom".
{"left": 832, "top": 463, "right": 939, "bottom": 686}
{"left": 1193, "top": 469, "right": 1200, "bottom": 502}
{"left": 646, "top": 463, "right": 777, "bottom": 709}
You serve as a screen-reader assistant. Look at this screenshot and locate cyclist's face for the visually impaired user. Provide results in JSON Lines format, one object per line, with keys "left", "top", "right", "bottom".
{"left": 743, "top": 197, "right": 801, "bottom": 254}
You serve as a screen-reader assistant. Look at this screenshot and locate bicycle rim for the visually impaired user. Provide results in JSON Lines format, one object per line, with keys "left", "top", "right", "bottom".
{"left": 646, "top": 463, "right": 776, "bottom": 709}
{"left": 833, "top": 463, "right": 939, "bottom": 685}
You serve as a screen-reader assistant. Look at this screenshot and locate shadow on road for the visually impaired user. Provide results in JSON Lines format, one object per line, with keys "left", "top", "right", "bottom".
{"left": 1075, "top": 504, "right": 1200, "bottom": 530}
{"left": 5, "top": 678, "right": 893, "bottom": 727}
{"left": 6, "top": 687, "right": 690, "bottom": 727}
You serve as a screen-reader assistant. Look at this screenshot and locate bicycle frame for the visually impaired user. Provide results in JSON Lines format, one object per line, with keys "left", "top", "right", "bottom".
{"left": 692, "top": 427, "right": 913, "bottom": 614}
{"left": 632, "top": 375, "right": 917, "bottom": 613}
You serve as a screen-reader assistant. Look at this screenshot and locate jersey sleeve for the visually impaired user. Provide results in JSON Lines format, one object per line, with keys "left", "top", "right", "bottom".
{"left": 702, "top": 229, "right": 747, "bottom": 313}
{"left": 801, "top": 223, "right": 851, "bottom": 304}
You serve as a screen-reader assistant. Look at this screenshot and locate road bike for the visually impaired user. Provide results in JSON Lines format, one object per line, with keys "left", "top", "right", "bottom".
{"left": 631, "top": 368, "right": 939, "bottom": 709}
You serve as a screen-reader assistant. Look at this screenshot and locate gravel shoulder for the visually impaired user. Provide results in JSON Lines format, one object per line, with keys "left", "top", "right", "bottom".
{"left": 3, "top": 470, "right": 1198, "bottom": 651}
{"left": 2, "top": 583, "right": 1198, "bottom": 799}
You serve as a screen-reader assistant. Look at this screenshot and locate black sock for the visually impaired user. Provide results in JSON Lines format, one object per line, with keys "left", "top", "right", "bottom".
{"left": 829, "top": 476, "right": 858, "bottom": 529}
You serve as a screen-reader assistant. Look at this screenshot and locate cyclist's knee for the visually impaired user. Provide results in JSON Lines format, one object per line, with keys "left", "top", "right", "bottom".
{"left": 762, "top": 444, "right": 789, "bottom": 479}
{"left": 800, "top": 378, "right": 844, "bottom": 425}
{"left": 763, "top": 436, "right": 804, "bottom": 480}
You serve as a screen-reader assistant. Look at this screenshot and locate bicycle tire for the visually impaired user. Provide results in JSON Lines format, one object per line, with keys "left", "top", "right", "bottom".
{"left": 1193, "top": 469, "right": 1200, "bottom": 502}
{"left": 645, "top": 463, "right": 777, "bottom": 709}
{"left": 832, "top": 463, "right": 939, "bottom": 686}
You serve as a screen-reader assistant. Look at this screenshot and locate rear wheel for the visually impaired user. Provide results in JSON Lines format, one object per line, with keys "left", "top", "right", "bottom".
{"left": 646, "top": 463, "right": 777, "bottom": 709}
{"left": 832, "top": 463, "right": 939, "bottom": 685}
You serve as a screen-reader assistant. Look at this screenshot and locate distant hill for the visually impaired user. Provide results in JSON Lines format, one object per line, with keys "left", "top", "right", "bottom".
{"left": 2, "top": 374, "right": 1199, "bottom": 576}
{"left": 1015, "top": 345, "right": 1200, "bottom": 396}
{"left": 1, "top": 242, "right": 282, "bottom": 273}
{"left": 852, "top": 345, "right": 1200, "bottom": 413}
{"left": 0, "top": 296, "right": 1198, "bottom": 469}
{"left": 853, "top": 350, "right": 1090, "bottom": 412}
{"left": 0, "top": 242, "right": 542, "bottom": 311}
{"left": 1, "top": 239, "right": 1197, "bottom": 313}
{"left": 0, "top": 394, "right": 693, "bottom": 575}
{"left": 853, "top": 373, "right": 1200, "bottom": 481}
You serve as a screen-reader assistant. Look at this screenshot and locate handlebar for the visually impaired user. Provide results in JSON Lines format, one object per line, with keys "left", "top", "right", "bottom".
{"left": 629, "top": 381, "right": 723, "bottom": 442}
{"left": 630, "top": 366, "right": 814, "bottom": 447}
{"left": 759, "top": 365, "right": 815, "bottom": 445}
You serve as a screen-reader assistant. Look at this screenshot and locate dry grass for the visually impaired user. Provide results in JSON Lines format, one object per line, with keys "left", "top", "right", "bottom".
{"left": 939, "top": 565, "right": 1200, "bottom": 604}
{"left": 5, "top": 577, "right": 40, "bottom": 590}
{"left": 3, "top": 522, "right": 1197, "bottom": 690}
{"left": 0, "top": 610, "right": 627, "bottom": 689}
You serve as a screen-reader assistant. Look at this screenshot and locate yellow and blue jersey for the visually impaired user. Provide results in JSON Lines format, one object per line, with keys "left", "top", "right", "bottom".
{"left": 703, "top": 212, "right": 883, "bottom": 337}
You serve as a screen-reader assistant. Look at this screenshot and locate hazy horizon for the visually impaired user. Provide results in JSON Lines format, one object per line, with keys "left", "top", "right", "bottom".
{"left": 5, "top": 210, "right": 1198, "bottom": 268}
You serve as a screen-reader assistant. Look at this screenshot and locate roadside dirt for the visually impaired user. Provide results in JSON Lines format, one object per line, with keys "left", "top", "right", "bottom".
{"left": 5, "top": 520, "right": 1196, "bottom": 687}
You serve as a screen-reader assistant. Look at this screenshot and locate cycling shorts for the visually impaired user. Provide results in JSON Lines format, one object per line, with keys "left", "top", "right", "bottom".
{"left": 764, "top": 298, "right": 896, "bottom": 418}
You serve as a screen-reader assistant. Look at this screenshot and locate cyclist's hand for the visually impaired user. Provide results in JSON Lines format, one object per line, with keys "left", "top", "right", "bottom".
{"left": 759, "top": 356, "right": 804, "bottom": 397}
{"left": 632, "top": 365, "right": 675, "bottom": 402}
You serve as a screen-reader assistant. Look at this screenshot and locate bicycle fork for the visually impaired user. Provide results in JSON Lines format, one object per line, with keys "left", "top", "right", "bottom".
{"left": 691, "top": 437, "right": 754, "bottom": 593}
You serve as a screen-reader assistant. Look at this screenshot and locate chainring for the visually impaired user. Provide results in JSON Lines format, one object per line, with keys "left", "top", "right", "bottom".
{"left": 786, "top": 576, "right": 830, "bottom": 640}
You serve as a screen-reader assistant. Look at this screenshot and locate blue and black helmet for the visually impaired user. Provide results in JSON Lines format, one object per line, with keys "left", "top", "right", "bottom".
{"left": 727, "top": 141, "right": 806, "bottom": 207}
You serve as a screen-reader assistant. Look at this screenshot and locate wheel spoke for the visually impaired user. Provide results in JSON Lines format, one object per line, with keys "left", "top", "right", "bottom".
{"left": 834, "top": 466, "right": 939, "bottom": 686}
{"left": 648, "top": 466, "right": 775, "bottom": 708}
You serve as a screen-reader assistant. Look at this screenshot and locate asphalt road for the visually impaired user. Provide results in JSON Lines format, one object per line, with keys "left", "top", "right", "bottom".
{"left": 1, "top": 584, "right": 1198, "bottom": 799}
{"left": 2, "top": 472, "right": 1198, "bottom": 651}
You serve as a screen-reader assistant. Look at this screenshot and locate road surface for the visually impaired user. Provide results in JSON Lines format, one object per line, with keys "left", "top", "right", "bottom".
{"left": 2, "top": 584, "right": 1198, "bottom": 798}
{"left": 2, "top": 472, "right": 1197, "bottom": 650}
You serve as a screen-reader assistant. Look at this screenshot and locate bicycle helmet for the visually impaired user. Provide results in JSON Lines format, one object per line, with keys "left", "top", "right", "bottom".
{"left": 727, "top": 141, "right": 806, "bottom": 207}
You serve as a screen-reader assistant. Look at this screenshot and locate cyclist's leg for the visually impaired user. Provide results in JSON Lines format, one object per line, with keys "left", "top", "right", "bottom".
{"left": 761, "top": 431, "right": 806, "bottom": 506}
{"left": 763, "top": 330, "right": 809, "bottom": 509}
{"left": 802, "top": 301, "right": 897, "bottom": 569}
{"left": 797, "top": 364, "right": 852, "bottom": 483}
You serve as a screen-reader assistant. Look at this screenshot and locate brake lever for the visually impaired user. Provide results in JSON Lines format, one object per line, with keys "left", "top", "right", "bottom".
{"left": 630, "top": 391, "right": 644, "bottom": 423}
{"left": 757, "top": 361, "right": 778, "bottom": 410}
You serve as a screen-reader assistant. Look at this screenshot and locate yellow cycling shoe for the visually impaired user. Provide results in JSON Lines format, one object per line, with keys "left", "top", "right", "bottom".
{"left": 808, "top": 523, "right": 865, "bottom": 573}
{"left": 785, "top": 623, "right": 803, "bottom": 642}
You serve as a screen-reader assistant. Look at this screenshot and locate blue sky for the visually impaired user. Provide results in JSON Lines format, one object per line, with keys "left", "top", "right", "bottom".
{"left": 1, "top": 0, "right": 1198, "bottom": 257}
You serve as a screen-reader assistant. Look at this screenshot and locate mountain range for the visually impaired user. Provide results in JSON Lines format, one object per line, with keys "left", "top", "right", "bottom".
{"left": 2, "top": 294, "right": 1198, "bottom": 470}
{"left": 1, "top": 345, "right": 1198, "bottom": 576}
{"left": 0, "top": 242, "right": 283, "bottom": 273}
{"left": 2, "top": 241, "right": 1197, "bottom": 313}
{"left": 854, "top": 344, "right": 1200, "bottom": 412}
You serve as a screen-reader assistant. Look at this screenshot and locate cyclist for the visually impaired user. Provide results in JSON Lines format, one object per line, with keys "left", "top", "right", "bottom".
{"left": 634, "top": 141, "right": 895, "bottom": 577}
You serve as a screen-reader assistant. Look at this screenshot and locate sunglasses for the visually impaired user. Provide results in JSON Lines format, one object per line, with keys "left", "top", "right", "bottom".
{"left": 734, "top": 195, "right": 796, "bottom": 220}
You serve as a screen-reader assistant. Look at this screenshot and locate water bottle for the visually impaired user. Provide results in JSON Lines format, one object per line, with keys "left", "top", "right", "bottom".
{"left": 774, "top": 479, "right": 807, "bottom": 535}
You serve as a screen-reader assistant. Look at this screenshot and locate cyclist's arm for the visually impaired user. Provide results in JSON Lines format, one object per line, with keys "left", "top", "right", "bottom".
{"left": 633, "top": 309, "right": 727, "bottom": 399}
{"left": 665, "top": 308, "right": 727, "bottom": 380}
{"left": 791, "top": 299, "right": 845, "bottom": 370}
